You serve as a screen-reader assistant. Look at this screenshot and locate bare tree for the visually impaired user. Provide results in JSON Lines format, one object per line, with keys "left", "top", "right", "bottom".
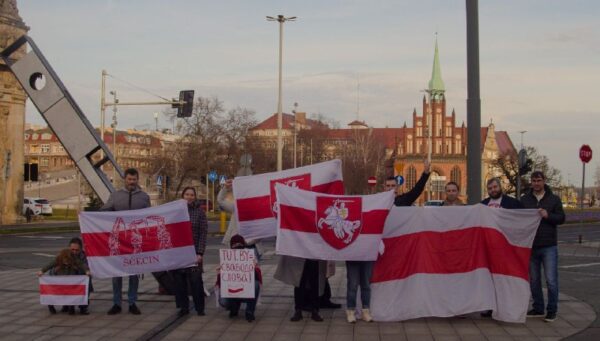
{"left": 340, "top": 128, "right": 387, "bottom": 194}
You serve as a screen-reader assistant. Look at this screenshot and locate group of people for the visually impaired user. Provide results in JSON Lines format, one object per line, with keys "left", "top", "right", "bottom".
{"left": 38, "top": 164, "right": 564, "bottom": 324}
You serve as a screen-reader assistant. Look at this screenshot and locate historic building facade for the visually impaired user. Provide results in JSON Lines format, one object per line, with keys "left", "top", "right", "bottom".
{"left": 249, "top": 40, "right": 516, "bottom": 203}
{"left": 0, "top": 0, "right": 28, "bottom": 224}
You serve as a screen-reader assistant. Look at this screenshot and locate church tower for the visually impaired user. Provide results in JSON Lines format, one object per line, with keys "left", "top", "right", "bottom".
{"left": 0, "top": 0, "right": 29, "bottom": 224}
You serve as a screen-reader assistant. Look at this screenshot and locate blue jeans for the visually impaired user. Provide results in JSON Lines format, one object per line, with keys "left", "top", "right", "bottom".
{"left": 219, "top": 280, "right": 260, "bottom": 314}
{"left": 112, "top": 275, "right": 139, "bottom": 306}
{"left": 346, "top": 261, "right": 374, "bottom": 309}
{"left": 529, "top": 246, "right": 559, "bottom": 314}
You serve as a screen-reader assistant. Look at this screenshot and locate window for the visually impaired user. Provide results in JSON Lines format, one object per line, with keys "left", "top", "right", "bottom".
{"left": 40, "top": 157, "right": 49, "bottom": 166}
{"left": 451, "top": 166, "right": 461, "bottom": 191}
{"left": 406, "top": 166, "right": 417, "bottom": 190}
{"left": 41, "top": 144, "right": 50, "bottom": 153}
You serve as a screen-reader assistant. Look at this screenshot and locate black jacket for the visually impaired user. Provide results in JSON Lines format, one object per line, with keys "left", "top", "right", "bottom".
{"left": 520, "top": 185, "right": 565, "bottom": 248}
{"left": 394, "top": 172, "right": 430, "bottom": 207}
{"left": 481, "top": 195, "right": 523, "bottom": 209}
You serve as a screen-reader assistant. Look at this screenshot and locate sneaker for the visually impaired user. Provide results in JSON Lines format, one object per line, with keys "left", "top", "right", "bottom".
{"left": 311, "top": 310, "right": 323, "bottom": 322}
{"left": 544, "top": 312, "right": 557, "bottom": 322}
{"left": 527, "top": 309, "right": 545, "bottom": 317}
{"left": 228, "top": 308, "right": 239, "bottom": 318}
{"left": 346, "top": 310, "right": 356, "bottom": 323}
{"left": 68, "top": 306, "right": 76, "bottom": 315}
{"left": 480, "top": 310, "right": 492, "bottom": 318}
{"left": 48, "top": 305, "right": 57, "bottom": 314}
{"left": 290, "top": 309, "right": 303, "bottom": 322}
{"left": 177, "top": 308, "right": 189, "bottom": 317}
{"left": 80, "top": 307, "right": 89, "bottom": 315}
{"left": 362, "top": 308, "right": 373, "bottom": 322}
{"left": 107, "top": 304, "right": 122, "bottom": 315}
{"left": 245, "top": 312, "right": 255, "bottom": 322}
{"left": 60, "top": 306, "right": 69, "bottom": 313}
{"left": 129, "top": 304, "right": 141, "bottom": 315}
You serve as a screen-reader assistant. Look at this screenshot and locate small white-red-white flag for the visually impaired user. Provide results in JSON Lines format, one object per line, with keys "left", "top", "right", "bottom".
{"left": 233, "top": 159, "right": 344, "bottom": 240}
{"left": 370, "top": 204, "right": 541, "bottom": 323}
{"left": 39, "top": 275, "right": 89, "bottom": 306}
{"left": 275, "top": 184, "right": 394, "bottom": 261}
{"left": 79, "top": 200, "right": 197, "bottom": 279}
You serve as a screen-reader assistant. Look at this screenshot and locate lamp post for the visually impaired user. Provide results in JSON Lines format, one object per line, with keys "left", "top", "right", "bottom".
{"left": 110, "top": 90, "right": 118, "bottom": 183}
{"left": 154, "top": 112, "right": 159, "bottom": 131}
{"left": 267, "top": 14, "right": 296, "bottom": 171}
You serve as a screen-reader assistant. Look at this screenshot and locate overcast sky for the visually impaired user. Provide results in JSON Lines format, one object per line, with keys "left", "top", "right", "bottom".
{"left": 17, "top": 0, "right": 600, "bottom": 185}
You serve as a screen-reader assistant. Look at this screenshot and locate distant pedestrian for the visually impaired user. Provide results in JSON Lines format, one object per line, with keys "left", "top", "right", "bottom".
{"left": 101, "top": 168, "right": 150, "bottom": 315}
{"left": 521, "top": 171, "right": 565, "bottom": 322}
{"left": 170, "top": 187, "right": 207, "bottom": 317}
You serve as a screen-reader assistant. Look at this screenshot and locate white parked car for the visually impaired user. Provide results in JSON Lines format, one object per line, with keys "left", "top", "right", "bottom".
{"left": 424, "top": 200, "right": 444, "bottom": 207}
{"left": 23, "top": 197, "right": 53, "bottom": 216}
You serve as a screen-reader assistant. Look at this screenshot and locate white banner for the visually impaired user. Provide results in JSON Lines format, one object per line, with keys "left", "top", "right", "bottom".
{"left": 219, "top": 249, "right": 256, "bottom": 299}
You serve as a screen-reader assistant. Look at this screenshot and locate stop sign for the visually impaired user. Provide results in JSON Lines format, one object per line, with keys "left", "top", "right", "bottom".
{"left": 367, "top": 176, "right": 377, "bottom": 186}
{"left": 580, "top": 145, "right": 592, "bottom": 163}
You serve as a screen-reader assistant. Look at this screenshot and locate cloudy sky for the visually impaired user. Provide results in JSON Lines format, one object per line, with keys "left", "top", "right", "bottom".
{"left": 17, "top": 0, "right": 600, "bottom": 185}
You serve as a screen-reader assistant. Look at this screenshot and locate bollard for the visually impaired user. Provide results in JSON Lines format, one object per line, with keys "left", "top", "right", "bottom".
{"left": 220, "top": 211, "right": 227, "bottom": 234}
{"left": 579, "top": 234, "right": 582, "bottom": 244}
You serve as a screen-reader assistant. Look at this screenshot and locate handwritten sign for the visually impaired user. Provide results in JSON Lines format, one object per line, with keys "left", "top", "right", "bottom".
{"left": 219, "top": 249, "right": 255, "bottom": 298}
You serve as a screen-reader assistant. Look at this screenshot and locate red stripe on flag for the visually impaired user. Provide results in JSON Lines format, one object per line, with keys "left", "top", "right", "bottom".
{"left": 82, "top": 221, "right": 194, "bottom": 257}
{"left": 236, "top": 180, "right": 345, "bottom": 222}
{"left": 40, "top": 284, "right": 86, "bottom": 296}
{"left": 311, "top": 180, "right": 344, "bottom": 195}
{"left": 371, "top": 227, "right": 531, "bottom": 283}
{"left": 280, "top": 204, "right": 388, "bottom": 234}
{"left": 236, "top": 195, "right": 272, "bottom": 221}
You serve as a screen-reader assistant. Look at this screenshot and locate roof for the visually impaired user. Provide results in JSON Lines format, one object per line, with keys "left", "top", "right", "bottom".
{"left": 347, "top": 120, "right": 368, "bottom": 127}
{"left": 324, "top": 128, "right": 405, "bottom": 149}
{"left": 480, "top": 127, "right": 516, "bottom": 157}
{"left": 250, "top": 113, "right": 327, "bottom": 130}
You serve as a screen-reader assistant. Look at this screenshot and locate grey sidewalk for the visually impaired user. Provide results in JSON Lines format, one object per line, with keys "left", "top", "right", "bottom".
{"left": 0, "top": 263, "right": 595, "bottom": 341}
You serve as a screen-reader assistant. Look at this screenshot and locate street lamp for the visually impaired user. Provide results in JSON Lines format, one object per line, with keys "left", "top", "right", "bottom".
{"left": 110, "top": 90, "right": 118, "bottom": 183}
{"left": 154, "top": 112, "right": 159, "bottom": 131}
{"left": 267, "top": 14, "right": 296, "bottom": 171}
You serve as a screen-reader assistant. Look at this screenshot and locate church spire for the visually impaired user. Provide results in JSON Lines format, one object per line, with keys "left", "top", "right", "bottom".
{"left": 428, "top": 35, "right": 445, "bottom": 92}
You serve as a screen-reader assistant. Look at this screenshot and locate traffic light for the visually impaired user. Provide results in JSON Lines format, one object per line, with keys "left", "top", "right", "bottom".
{"left": 519, "top": 158, "right": 533, "bottom": 175}
{"left": 176, "top": 90, "right": 194, "bottom": 117}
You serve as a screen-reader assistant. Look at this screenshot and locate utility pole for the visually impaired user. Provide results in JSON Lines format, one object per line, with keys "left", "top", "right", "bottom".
{"left": 110, "top": 90, "right": 118, "bottom": 183}
{"left": 267, "top": 14, "right": 296, "bottom": 171}
{"left": 466, "top": 0, "right": 482, "bottom": 203}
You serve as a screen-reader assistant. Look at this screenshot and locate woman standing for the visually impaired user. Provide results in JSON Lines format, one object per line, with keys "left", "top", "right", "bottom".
{"left": 172, "top": 187, "right": 208, "bottom": 316}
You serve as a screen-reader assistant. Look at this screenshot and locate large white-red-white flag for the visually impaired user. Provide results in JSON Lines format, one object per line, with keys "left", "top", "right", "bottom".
{"left": 370, "top": 204, "right": 541, "bottom": 323}
{"left": 233, "top": 159, "right": 344, "bottom": 240}
{"left": 79, "top": 200, "right": 197, "bottom": 279}
{"left": 275, "top": 184, "right": 394, "bottom": 261}
{"left": 39, "top": 275, "right": 89, "bottom": 306}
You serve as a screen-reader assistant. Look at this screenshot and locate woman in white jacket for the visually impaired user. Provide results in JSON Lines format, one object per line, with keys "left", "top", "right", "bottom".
{"left": 217, "top": 179, "right": 261, "bottom": 258}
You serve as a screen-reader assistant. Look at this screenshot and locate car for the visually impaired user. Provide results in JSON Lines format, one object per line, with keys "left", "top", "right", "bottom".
{"left": 23, "top": 197, "right": 53, "bottom": 216}
{"left": 424, "top": 200, "right": 444, "bottom": 207}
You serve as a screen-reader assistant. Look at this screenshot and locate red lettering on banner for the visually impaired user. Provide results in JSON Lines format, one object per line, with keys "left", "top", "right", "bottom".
{"left": 82, "top": 221, "right": 193, "bottom": 257}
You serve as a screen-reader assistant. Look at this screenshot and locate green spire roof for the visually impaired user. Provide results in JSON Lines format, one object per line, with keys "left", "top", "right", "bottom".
{"left": 428, "top": 37, "right": 445, "bottom": 92}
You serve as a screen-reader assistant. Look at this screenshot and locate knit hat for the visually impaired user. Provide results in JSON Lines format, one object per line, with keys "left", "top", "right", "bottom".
{"left": 230, "top": 234, "right": 247, "bottom": 249}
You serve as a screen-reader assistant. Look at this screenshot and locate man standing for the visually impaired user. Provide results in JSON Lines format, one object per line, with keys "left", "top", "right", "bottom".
{"left": 481, "top": 178, "right": 523, "bottom": 209}
{"left": 521, "top": 171, "right": 565, "bottom": 322}
{"left": 441, "top": 181, "right": 464, "bottom": 206}
{"left": 386, "top": 159, "right": 431, "bottom": 207}
{"left": 480, "top": 178, "right": 522, "bottom": 318}
{"left": 101, "top": 168, "right": 151, "bottom": 315}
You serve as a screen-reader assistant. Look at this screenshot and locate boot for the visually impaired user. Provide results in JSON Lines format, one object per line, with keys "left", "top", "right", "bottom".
{"left": 310, "top": 309, "right": 323, "bottom": 322}
{"left": 346, "top": 310, "right": 356, "bottom": 323}
{"left": 361, "top": 308, "right": 373, "bottom": 322}
{"left": 290, "top": 309, "right": 303, "bottom": 322}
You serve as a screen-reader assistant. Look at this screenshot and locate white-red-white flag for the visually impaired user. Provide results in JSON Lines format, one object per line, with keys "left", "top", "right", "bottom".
{"left": 79, "top": 200, "right": 197, "bottom": 279}
{"left": 275, "top": 184, "right": 394, "bottom": 261}
{"left": 39, "top": 275, "right": 89, "bottom": 306}
{"left": 233, "top": 159, "right": 344, "bottom": 240}
{"left": 370, "top": 204, "right": 541, "bottom": 323}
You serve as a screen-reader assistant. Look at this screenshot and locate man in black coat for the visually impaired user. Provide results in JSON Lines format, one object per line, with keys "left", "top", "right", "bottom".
{"left": 520, "top": 171, "right": 565, "bottom": 322}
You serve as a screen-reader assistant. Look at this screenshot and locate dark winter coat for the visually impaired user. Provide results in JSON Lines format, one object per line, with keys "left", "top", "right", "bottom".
{"left": 394, "top": 172, "right": 430, "bottom": 206}
{"left": 481, "top": 195, "right": 524, "bottom": 209}
{"left": 520, "top": 185, "right": 565, "bottom": 248}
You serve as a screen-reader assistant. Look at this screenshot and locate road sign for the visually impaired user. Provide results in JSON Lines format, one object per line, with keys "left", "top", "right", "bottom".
{"left": 156, "top": 175, "right": 163, "bottom": 186}
{"left": 367, "top": 176, "right": 377, "bottom": 187}
{"left": 394, "top": 161, "right": 404, "bottom": 174}
{"left": 580, "top": 145, "right": 592, "bottom": 163}
{"left": 219, "top": 175, "right": 227, "bottom": 185}
{"left": 396, "top": 175, "right": 404, "bottom": 185}
{"left": 208, "top": 171, "right": 218, "bottom": 183}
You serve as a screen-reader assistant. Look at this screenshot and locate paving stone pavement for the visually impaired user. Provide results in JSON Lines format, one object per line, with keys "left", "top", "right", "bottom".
{"left": 0, "top": 264, "right": 595, "bottom": 341}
